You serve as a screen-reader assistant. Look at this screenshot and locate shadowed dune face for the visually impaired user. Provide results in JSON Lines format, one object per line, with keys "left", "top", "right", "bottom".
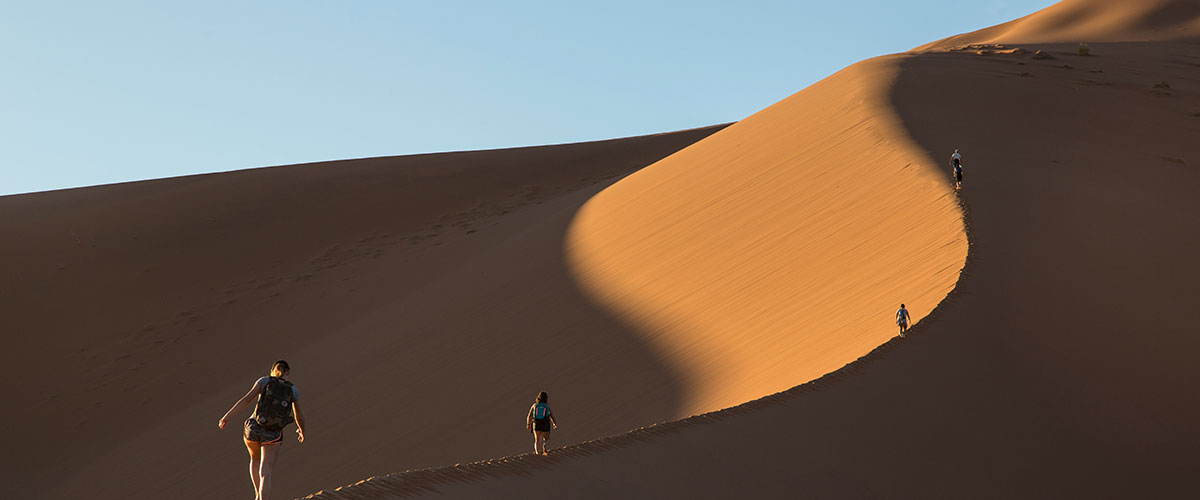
{"left": 891, "top": 41, "right": 1200, "bottom": 460}
{"left": 566, "top": 57, "right": 967, "bottom": 415}
{"left": 0, "top": 127, "right": 724, "bottom": 500}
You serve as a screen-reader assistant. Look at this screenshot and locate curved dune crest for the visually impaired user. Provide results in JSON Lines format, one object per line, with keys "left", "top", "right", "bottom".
{"left": 566, "top": 56, "right": 967, "bottom": 416}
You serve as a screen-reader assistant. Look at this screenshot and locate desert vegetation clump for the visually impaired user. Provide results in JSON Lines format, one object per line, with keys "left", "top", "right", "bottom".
{"left": 1078, "top": 42, "right": 1091, "bottom": 56}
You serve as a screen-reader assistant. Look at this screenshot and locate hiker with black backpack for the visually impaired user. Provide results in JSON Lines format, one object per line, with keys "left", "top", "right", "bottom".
{"left": 951, "top": 149, "right": 964, "bottom": 189}
{"left": 525, "top": 391, "right": 558, "bottom": 456}
{"left": 218, "top": 360, "right": 306, "bottom": 500}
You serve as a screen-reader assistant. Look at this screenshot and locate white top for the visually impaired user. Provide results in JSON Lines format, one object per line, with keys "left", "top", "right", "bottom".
{"left": 951, "top": 152, "right": 962, "bottom": 161}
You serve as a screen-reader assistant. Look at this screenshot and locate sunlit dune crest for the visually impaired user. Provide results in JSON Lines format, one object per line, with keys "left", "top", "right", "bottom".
{"left": 566, "top": 56, "right": 966, "bottom": 416}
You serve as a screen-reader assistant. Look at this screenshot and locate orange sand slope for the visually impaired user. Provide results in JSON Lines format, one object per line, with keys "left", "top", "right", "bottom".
{"left": 566, "top": 57, "right": 966, "bottom": 416}
{"left": 0, "top": 127, "right": 724, "bottom": 500}
{"left": 307, "top": 1, "right": 1200, "bottom": 498}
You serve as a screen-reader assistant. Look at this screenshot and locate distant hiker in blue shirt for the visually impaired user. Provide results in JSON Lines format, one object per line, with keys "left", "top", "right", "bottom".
{"left": 526, "top": 391, "right": 558, "bottom": 456}
{"left": 896, "top": 304, "right": 912, "bottom": 336}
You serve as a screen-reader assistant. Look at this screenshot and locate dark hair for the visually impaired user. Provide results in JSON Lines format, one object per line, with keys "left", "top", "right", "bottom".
{"left": 900, "top": 304, "right": 906, "bottom": 308}
{"left": 536, "top": 391, "right": 548, "bottom": 403}
{"left": 272, "top": 360, "right": 290, "bottom": 375}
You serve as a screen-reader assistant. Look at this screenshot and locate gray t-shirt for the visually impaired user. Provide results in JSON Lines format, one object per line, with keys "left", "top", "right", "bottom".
{"left": 253, "top": 376, "right": 300, "bottom": 402}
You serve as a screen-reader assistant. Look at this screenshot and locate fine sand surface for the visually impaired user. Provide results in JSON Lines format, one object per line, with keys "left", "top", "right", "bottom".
{"left": 0, "top": 126, "right": 725, "bottom": 500}
{"left": 304, "top": 1, "right": 1200, "bottom": 498}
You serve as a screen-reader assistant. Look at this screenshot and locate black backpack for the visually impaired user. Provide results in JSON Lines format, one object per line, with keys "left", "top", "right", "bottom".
{"left": 253, "top": 377, "right": 295, "bottom": 431}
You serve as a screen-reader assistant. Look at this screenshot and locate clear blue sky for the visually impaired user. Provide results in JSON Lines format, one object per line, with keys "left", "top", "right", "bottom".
{"left": 1, "top": 1, "right": 1055, "bottom": 196}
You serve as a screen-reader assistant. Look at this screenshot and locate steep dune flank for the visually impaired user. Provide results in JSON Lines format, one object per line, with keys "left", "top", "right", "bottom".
{"left": 916, "top": 0, "right": 1200, "bottom": 50}
{"left": 566, "top": 56, "right": 966, "bottom": 415}
{"left": 0, "top": 127, "right": 724, "bottom": 500}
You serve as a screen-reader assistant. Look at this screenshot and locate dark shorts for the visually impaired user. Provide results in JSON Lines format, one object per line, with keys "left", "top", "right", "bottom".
{"left": 533, "top": 419, "right": 553, "bottom": 432}
{"left": 244, "top": 417, "right": 283, "bottom": 445}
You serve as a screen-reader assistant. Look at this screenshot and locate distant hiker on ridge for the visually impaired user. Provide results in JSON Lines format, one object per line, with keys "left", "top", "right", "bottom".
{"left": 526, "top": 391, "right": 558, "bottom": 456}
{"left": 896, "top": 304, "right": 912, "bottom": 336}
{"left": 219, "top": 360, "right": 306, "bottom": 500}
{"left": 951, "top": 149, "right": 964, "bottom": 190}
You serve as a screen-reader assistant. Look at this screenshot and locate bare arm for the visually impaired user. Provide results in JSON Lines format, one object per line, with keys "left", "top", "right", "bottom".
{"left": 526, "top": 405, "right": 535, "bottom": 429}
{"left": 292, "top": 401, "right": 306, "bottom": 443}
{"left": 549, "top": 408, "right": 558, "bottom": 428}
{"left": 218, "top": 385, "right": 260, "bottom": 429}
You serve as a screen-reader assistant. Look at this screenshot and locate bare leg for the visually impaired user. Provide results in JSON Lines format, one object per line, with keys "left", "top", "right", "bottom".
{"left": 531, "top": 430, "right": 539, "bottom": 454}
{"left": 244, "top": 440, "right": 262, "bottom": 499}
{"left": 258, "top": 442, "right": 281, "bottom": 500}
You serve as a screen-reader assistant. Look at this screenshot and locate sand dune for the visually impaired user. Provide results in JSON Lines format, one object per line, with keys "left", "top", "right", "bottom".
{"left": 0, "top": 127, "right": 723, "bottom": 500}
{"left": 9, "top": 1, "right": 1199, "bottom": 498}
{"left": 302, "top": 1, "right": 1200, "bottom": 498}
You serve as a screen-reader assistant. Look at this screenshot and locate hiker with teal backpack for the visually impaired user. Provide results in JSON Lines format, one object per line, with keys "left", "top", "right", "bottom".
{"left": 896, "top": 304, "right": 912, "bottom": 337}
{"left": 525, "top": 391, "right": 558, "bottom": 455}
{"left": 219, "top": 360, "right": 306, "bottom": 500}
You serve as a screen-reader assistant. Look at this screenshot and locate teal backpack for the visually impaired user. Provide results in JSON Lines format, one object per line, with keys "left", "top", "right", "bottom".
{"left": 533, "top": 402, "right": 550, "bottom": 421}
